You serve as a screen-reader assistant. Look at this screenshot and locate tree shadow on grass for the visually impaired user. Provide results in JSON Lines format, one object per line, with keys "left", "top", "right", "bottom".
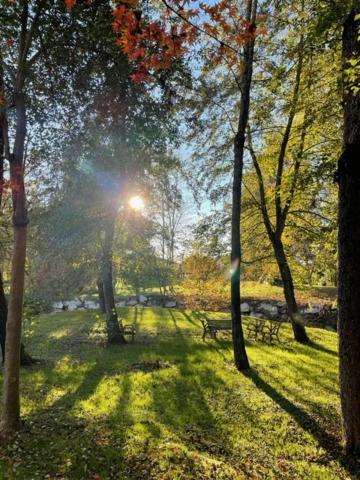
{"left": 147, "top": 327, "right": 257, "bottom": 476}
{"left": 243, "top": 369, "right": 360, "bottom": 477}
{"left": 9, "top": 351, "right": 135, "bottom": 480}
{"left": 308, "top": 340, "right": 338, "bottom": 358}
{"left": 180, "top": 310, "right": 204, "bottom": 329}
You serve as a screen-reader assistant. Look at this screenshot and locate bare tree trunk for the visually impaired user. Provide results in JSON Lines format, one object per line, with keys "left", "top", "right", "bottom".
{"left": 0, "top": 89, "right": 29, "bottom": 439}
{"left": 102, "top": 215, "right": 126, "bottom": 344}
{"left": 0, "top": 272, "right": 7, "bottom": 363}
{"left": 231, "top": 0, "right": 257, "bottom": 371}
{"left": 97, "top": 277, "right": 106, "bottom": 313}
{"left": 0, "top": 224, "right": 27, "bottom": 437}
{"left": 272, "top": 237, "right": 309, "bottom": 343}
{"left": 338, "top": 8, "right": 360, "bottom": 454}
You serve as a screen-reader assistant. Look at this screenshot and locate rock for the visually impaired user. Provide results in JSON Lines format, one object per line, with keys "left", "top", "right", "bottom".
{"left": 126, "top": 299, "right": 138, "bottom": 307}
{"left": 66, "top": 300, "right": 80, "bottom": 311}
{"left": 116, "top": 300, "right": 126, "bottom": 307}
{"left": 302, "top": 304, "right": 321, "bottom": 314}
{"left": 52, "top": 301, "right": 63, "bottom": 311}
{"left": 85, "top": 301, "right": 98, "bottom": 309}
{"left": 164, "top": 301, "right": 177, "bottom": 308}
{"left": 139, "top": 295, "right": 148, "bottom": 304}
{"left": 259, "top": 302, "right": 278, "bottom": 316}
{"left": 241, "top": 302, "right": 251, "bottom": 314}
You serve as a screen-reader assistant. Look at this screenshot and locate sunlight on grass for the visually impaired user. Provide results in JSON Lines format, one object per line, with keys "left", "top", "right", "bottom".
{"left": 0, "top": 307, "right": 353, "bottom": 480}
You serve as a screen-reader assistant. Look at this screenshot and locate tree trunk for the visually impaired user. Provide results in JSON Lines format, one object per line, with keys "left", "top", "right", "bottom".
{"left": 102, "top": 215, "right": 126, "bottom": 344}
{"left": 272, "top": 237, "right": 309, "bottom": 343}
{"left": 97, "top": 277, "right": 106, "bottom": 313}
{"left": 0, "top": 89, "right": 29, "bottom": 439}
{"left": 0, "top": 225, "right": 27, "bottom": 438}
{"left": 0, "top": 272, "right": 7, "bottom": 363}
{"left": 338, "top": 8, "right": 360, "bottom": 454}
{"left": 230, "top": 0, "right": 257, "bottom": 371}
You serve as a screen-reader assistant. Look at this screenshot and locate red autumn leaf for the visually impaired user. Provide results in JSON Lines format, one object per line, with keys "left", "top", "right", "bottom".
{"left": 65, "top": 0, "right": 75, "bottom": 10}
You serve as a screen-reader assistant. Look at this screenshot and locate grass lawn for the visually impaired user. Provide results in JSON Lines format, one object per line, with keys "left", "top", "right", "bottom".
{"left": 0, "top": 307, "right": 356, "bottom": 480}
{"left": 179, "top": 281, "right": 337, "bottom": 305}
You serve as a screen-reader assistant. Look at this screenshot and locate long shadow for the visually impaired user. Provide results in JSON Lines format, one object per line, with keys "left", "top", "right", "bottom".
{"left": 147, "top": 326, "right": 257, "bottom": 475}
{"left": 308, "top": 340, "right": 338, "bottom": 358}
{"left": 180, "top": 310, "right": 203, "bottom": 328}
{"left": 133, "top": 305, "right": 139, "bottom": 332}
{"left": 17, "top": 354, "right": 134, "bottom": 479}
{"left": 243, "top": 369, "right": 360, "bottom": 477}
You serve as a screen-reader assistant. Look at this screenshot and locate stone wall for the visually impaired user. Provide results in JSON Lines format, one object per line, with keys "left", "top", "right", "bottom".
{"left": 52, "top": 294, "right": 337, "bottom": 331}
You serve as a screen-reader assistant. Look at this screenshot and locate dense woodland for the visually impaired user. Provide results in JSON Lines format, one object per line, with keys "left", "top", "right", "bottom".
{"left": 0, "top": 0, "right": 360, "bottom": 478}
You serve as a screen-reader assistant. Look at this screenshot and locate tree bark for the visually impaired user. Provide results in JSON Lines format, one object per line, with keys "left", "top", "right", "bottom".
{"left": 102, "top": 215, "right": 126, "bottom": 344}
{"left": 272, "top": 237, "right": 309, "bottom": 343}
{"left": 0, "top": 272, "right": 7, "bottom": 363}
{"left": 0, "top": 225, "right": 27, "bottom": 438}
{"left": 338, "top": 7, "right": 360, "bottom": 454}
{"left": 231, "top": 0, "right": 257, "bottom": 371}
{"left": 0, "top": 88, "right": 29, "bottom": 439}
{"left": 97, "top": 277, "right": 106, "bottom": 313}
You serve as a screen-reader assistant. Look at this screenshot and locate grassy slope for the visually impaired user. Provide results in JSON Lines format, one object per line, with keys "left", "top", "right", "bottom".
{"left": 0, "top": 307, "right": 355, "bottom": 480}
{"left": 179, "top": 281, "right": 337, "bottom": 305}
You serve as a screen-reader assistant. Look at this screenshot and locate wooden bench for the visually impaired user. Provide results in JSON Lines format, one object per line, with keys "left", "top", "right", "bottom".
{"left": 201, "top": 318, "right": 232, "bottom": 340}
{"left": 122, "top": 324, "right": 136, "bottom": 342}
{"left": 247, "top": 317, "right": 282, "bottom": 344}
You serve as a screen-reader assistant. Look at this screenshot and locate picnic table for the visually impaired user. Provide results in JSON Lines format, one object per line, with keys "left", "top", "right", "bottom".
{"left": 247, "top": 317, "right": 282, "bottom": 343}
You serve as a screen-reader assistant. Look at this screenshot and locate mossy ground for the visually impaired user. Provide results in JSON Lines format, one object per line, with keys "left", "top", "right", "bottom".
{"left": 0, "top": 307, "right": 356, "bottom": 479}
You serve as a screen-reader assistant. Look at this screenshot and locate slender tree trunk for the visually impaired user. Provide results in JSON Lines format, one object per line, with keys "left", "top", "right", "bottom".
{"left": 0, "top": 89, "right": 29, "bottom": 439}
{"left": 102, "top": 215, "right": 126, "bottom": 344}
{"left": 97, "top": 277, "right": 106, "bottom": 313}
{"left": 0, "top": 272, "right": 7, "bottom": 363}
{"left": 0, "top": 271, "right": 34, "bottom": 367}
{"left": 272, "top": 236, "right": 309, "bottom": 343}
{"left": 338, "top": 8, "right": 360, "bottom": 454}
{"left": 0, "top": 225, "right": 27, "bottom": 437}
{"left": 231, "top": 0, "right": 257, "bottom": 371}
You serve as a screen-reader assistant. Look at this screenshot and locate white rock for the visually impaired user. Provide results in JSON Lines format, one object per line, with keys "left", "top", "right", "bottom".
{"left": 139, "top": 295, "right": 148, "bottom": 304}
{"left": 259, "top": 303, "right": 278, "bottom": 315}
{"left": 164, "top": 301, "right": 177, "bottom": 308}
{"left": 126, "top": 299, "right": 138, "bottom": 306}
{"left": 85, "top": 301, "right": 98, "bottom": 309}
{"left": 302, "top": 305, "right": 321, "bottom": 314}
{"left": 241, "top": 302, "right": 251, "bottom": 314}
{"left": 52, "top": 301, "right": 63, "bottom": 310}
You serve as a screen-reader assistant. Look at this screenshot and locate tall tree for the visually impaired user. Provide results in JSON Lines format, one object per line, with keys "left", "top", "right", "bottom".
{"left": 230, "top": 0, "right": 258, "bottom": 370}
{"left": 248, "top": 32, "right": 310, "bottom": 343}
{"left": 338, "top": 5, "right": 360, "bottom": 454}
{"left": 0, "top": 0, "right": 46, "bottom": 438}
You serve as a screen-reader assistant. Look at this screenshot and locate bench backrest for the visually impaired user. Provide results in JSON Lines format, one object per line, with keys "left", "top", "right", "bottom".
{"left": 206, "top": 319, "right": 232, "bottom": 329}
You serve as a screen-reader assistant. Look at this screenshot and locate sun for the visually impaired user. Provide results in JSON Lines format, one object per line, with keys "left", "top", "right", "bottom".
{"left": 129, "top": 195, "right": 144, "bottom": 211}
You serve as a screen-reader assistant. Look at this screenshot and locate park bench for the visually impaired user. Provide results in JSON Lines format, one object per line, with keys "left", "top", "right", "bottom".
{"left": 247, "top": 317, "right": 282, "bottom": 344}
{"left": 122, "top": 324, "right": 136, "bottom": 342}
{"left": 201, "top": 318, "right": 232, "bottom": 340}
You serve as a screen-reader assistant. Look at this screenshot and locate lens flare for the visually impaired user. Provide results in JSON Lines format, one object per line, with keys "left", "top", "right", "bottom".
{"left": 129, "top": 195, "right": 144, "bottom": 211}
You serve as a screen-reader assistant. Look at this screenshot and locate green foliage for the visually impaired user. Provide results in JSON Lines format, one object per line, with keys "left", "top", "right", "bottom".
{"left": 0, "top": 308, "right": 355, "bottom": 479}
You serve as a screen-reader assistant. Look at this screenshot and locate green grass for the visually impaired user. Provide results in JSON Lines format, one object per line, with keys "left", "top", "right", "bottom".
{"left": 0, "top": 307, "right": 356, "bottom": 480}
{"left": 179, "top": 281, "right": 337, "bottom": 304}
